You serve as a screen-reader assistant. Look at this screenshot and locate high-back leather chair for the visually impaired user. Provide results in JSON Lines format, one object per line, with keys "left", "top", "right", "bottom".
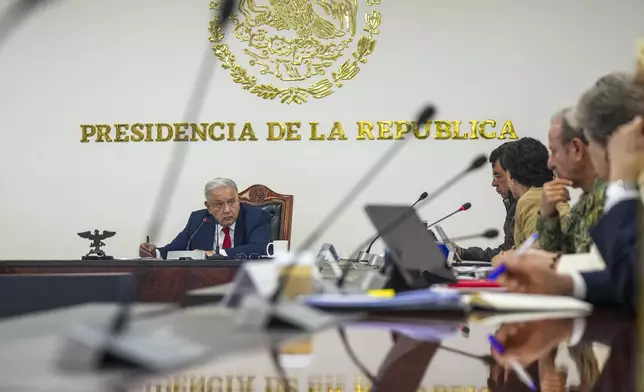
{"left": 238, "top": 184, "right": 293, "bottom": 248}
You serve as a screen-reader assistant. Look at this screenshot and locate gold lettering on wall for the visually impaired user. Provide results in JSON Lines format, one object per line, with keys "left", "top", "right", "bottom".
{"left": 80, "top": 121, "right": 518, "bottom": 143}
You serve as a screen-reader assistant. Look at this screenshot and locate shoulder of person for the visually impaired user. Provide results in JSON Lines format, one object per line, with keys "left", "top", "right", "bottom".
{"left": 189, "top": 208, "right": 209, "bottom": 219}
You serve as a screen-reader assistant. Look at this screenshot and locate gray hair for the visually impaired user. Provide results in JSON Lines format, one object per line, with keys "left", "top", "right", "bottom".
{"left": 551, "top": 107, "right": 587, "bottom": 145}
{"left": 204, "top": 177, "right": 238, "bottom": 198}
{"left": 575, "top": 72, "right": 644, "bottom": 146}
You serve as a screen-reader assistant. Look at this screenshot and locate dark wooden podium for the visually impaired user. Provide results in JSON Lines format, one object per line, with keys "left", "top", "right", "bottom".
{"left": 0, "top": 260, "right": 245, "bottom": 302}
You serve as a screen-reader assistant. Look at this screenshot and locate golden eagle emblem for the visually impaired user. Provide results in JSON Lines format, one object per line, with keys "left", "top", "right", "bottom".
{"left": 209, "top": 0, "right": 382, "bottom": 104}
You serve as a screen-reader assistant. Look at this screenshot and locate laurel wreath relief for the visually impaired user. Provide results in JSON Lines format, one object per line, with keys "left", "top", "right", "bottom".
{"left": 209, "top": 0, "right": 382, "bottom": 104}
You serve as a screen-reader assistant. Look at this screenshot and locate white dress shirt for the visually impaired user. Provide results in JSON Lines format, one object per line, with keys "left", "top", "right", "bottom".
{"left": 567, "top": 181, "right": 640, "bottom": 300}
{"left": 155, "top": 221, "right": 236, "bottom": 258}
{"left": 214, "top": 222, "right": 236, "bottom": 257}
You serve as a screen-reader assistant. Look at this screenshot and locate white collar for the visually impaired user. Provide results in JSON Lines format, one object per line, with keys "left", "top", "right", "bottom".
{"left": 219, "top": 221, "right": 236, "bottom": 232}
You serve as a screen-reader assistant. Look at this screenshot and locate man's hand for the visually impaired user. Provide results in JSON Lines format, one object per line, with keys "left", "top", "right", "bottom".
{"left": 540, "top": 178, "right": 573, "bottom": 217}
{"left": 491, "top": 251, "right": 506, "bottom": 267}
{"left": 139, "top": 243, "right": 157, "bottom": 258}
{"left": 607, "top": 116, "right": 644, "bottom": 182}
{"left": 491, "top": 319, "right": 574, "bottom": 367}
{"left": 493, "top": 251, "right": 574, "bottom": 296}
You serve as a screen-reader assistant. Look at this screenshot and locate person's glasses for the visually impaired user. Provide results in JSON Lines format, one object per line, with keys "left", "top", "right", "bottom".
{"left": 235, "top": 253, "right": 261, "bottom": 260}
{"left": 210, "top": 199, "right": 238, "bottom": 211}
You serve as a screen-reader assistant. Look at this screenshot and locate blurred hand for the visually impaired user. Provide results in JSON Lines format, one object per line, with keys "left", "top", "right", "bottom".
{"left": 491, "top": 319, "right": 574, "bottom": 367}
{"left": 607, "top": 116, "right": 644, "bottom": 182}
{"left": 139, "top": 243, "right": 157, "bottom": 258}
{"left": 493, "top": 251, "right": 573, "bottom": 295}
{"left": 491, "top": 252, "right": 505, "bottom": 268}
{"left": 541, "top": 178, "right": 572, "bottom": 217}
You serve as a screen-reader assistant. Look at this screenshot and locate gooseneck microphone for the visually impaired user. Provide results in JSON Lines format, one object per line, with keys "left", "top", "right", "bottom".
{"left": 55, "top": 2, "right": 239, "bottom": 374}
{"left": 347, "top": 156, "right": 487, "bottom": 261}
{"left": 337, "top": 156, "right": 487, "bottom": 289}
{"left": 269, "top": 105, "right": 437, "bottom": 304}
{"left": 186, "top": 217, "right": 209, "bottom": 250}
{"left": 0, "top": 0, "right": 58, "bottom": 52}
{"left": 357, "top": 191, "right": 428, "bottom": 262}
{"left": 426, "top": 202, "right": 471, "bottom": 228}
{"left": 144, "top": 0, "right": 235, "bottom": 244}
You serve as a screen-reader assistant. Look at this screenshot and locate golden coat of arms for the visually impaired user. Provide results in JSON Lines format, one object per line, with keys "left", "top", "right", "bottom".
{"left": 209, "top": 0, "right": 382, "bottom": 104}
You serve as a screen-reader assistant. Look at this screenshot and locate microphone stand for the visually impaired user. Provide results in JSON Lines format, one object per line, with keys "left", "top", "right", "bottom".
{"left": 233, "top": 106, "right": 437, "bottom": 333}
{"left": 356, "top": 194, "right": 427, "bottom": 264}
{"left": 336, "top": 155, "right": 488, "bottom": 290}
{"left": 56, "top": 0, "right": 237, "bottom": 374}
{"left": 0, "top": 0, "right": 57, "bottom": 53}
{"left": 426, "top": 209, "right": 460, "bottom": 228}
{"left": 208, "top": 219, "right": 228, "bottom": 260}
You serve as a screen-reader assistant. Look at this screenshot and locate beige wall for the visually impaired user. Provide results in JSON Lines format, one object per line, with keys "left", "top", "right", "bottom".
{"left": 0, "top": 0, "right": 643, "bottom": 259}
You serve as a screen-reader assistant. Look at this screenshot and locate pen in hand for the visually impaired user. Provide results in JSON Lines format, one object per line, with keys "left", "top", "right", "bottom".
{"left": 488, "top": 232, "right": 539, "bottom": 280}
{"left": 146, "top": 235, "right": 150, "bottom": 244}
{"left": 488, "top": 334, "right": 536, "bottom": 391}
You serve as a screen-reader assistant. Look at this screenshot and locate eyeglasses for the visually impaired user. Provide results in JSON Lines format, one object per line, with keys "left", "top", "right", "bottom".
{"left": 235, "top": 253, "right": 262, "bottom": 260}
{"left": 210, "top": 199, "right": 238, "bottom": 211}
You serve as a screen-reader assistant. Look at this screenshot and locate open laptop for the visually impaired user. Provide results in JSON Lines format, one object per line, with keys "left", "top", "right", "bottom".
{"left": 433, "top": 224, "right": 462, "bottom": 266}
{"left": 364, "top": 205, "right": 457, "bottom": 288}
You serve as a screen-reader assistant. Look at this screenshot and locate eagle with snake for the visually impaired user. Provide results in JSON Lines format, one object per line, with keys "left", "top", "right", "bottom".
{"left": 239, "top": 0, "right": 358, "bottom": 40}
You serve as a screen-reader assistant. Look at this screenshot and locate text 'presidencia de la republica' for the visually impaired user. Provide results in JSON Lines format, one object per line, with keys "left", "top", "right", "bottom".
{"left": 79, "top": 120, "right": 519, "bottom": 143}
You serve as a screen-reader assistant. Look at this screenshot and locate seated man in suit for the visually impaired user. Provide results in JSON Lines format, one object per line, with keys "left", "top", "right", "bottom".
{"left": 139, "top": 177, "right": 271, "bottom": 259}
{"left": 491, "top": 72, "right": 644, "bottom": 312}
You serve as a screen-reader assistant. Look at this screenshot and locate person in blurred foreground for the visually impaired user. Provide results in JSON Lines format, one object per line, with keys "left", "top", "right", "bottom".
{"left": 494, "top": 73, "right": 644, "bottom": 313}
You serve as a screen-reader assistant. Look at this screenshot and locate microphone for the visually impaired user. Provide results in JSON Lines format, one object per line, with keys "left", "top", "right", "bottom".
{"left": 186, "top": 217, "right": 209, "bottom": 251}
{"left": 144, "top": 0, "right": 236, "bottom": 244}
{"left": 337, "top": 155, "right": 488, "bottom": 289}
{"left": 0, "top": 0, "right": 59, "bottom": 52}
{"left": 233, "top": 105, "right": 437, "bottom": 334}
{"left": 437, "top": 228, "right": 498, "bottom": 243}
{"left": 207, "top": 219, "right": 228, "bottom": 260}
{"left": 426, "top": 202, "right": 471, "bottom": 228}
{"left": 214, "top": 220, "right": 220, "bottom": 255}
{"left": 273, "top": 106, "right": 436, "bottom": 298}
{"left": 357, "top": 191, "right": 428, "bottom": 263}
{"left": 348, "top": 155, "right": 487, "bottom": 261}
{"left": 56, "top": 1, "right": 238, "bottom": 374}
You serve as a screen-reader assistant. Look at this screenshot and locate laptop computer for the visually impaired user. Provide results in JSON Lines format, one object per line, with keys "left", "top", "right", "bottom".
{"left": 364, "top": 205, "right": 457, "bottom": 288}
{"left": 433, "top": 224, "right": 462, "bottom": 266}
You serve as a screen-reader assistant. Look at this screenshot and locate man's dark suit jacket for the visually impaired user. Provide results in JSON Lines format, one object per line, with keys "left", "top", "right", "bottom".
{"left": 587, "top": 198, "right": 640, "bottom": 312}
{"left": 158, "top": 203, "right": 271, "bottom": 259}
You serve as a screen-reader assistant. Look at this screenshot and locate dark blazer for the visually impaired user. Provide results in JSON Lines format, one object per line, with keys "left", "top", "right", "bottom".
{"left": 588, "top": 198, "right": 639, "bottom": 312}
{"left": 158, "top": 203, "right": 271, "bottom": 259}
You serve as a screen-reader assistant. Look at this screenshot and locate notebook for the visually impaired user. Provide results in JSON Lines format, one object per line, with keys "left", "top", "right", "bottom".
{"left": 468, "top": 310, "right": 591, "bottom": 325}
{"left": 467, "top": 292, "right": 592, "bottom": 312}
{"left": 300, "top": 289, "right": 464, "bottom": 312}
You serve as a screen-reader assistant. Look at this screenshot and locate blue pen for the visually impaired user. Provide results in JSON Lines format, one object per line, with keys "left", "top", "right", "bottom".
{"left": 488, "top": 232, "right": 539, "bottom": 280}
{"left": 488, "top": 335, "right": 536, "bottom": 391}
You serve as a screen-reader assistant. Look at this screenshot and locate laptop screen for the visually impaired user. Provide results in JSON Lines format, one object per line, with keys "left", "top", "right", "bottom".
{"left": 364, "top": 205, "right": 457, "bottom": 285}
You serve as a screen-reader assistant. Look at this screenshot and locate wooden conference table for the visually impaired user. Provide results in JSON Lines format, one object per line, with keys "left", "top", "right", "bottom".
{"left": 0, "top": 259, "right": 244, "bottom": 302}
{"left": 0, "top": 259, "right": 374, "bottom": 302}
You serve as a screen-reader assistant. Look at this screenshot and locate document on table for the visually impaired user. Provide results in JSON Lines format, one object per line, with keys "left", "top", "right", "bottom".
{"left": 300, "top": 289, "right": 464, "bottom": 311}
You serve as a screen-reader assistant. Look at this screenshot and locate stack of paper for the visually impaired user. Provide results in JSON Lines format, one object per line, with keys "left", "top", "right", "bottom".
{"left": 467, "top": 292, "right": 592, "bottom": 312}
{"left": 300, "top": 289, "right": 464, "bottom": 312}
